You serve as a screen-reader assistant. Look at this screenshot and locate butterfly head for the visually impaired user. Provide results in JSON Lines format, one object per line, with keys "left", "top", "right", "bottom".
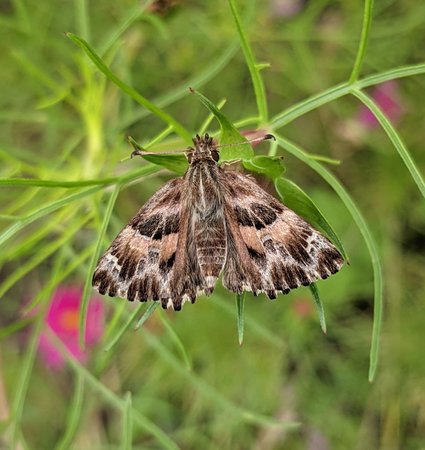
{"left": 187, "top": 133, "right": 219, "bottom": 164}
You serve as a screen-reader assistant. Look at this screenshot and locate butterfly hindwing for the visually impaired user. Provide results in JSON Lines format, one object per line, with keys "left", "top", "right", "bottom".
{"left": 221, "top": 171, "right": 344, "bottom": 298}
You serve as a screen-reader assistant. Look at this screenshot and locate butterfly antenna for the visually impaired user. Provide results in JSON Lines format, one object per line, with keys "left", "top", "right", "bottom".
{"left": 217, "top": 133, "right": 276, "bottom": 149}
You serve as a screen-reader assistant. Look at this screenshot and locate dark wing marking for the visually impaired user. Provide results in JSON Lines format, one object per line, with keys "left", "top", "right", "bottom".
{"left": 221, "top": 171, "right": 344, "bottom": 298}
{"left": 92, "top": 177, "right": 205, "bottom": 310}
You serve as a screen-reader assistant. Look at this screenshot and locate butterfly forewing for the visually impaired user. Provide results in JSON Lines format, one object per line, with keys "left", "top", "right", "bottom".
{"left": 92, "top": 177, "right": 197, "bottom": 309}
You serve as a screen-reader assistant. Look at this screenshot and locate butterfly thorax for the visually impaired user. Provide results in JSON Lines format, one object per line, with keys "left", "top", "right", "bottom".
{"left": 183, "top": 134, "right": 227, "bottom": 290}
{"left": 185, "top": 133, "right": 222, "bottom": 217}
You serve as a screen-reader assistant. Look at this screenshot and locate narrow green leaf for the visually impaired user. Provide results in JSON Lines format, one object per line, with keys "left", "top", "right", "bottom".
{"left": 199, "top": 99, "right": 227, "bottom": 134}
{"left": 75, "top": 0, "right": 91, "bottom": 41}
{"left": 128, "top": 136, "right": 188, "bottom": 175}
{"left": 99, "top": 2, "right": 154, "bottom": 56}
{"left": 351, "top": 89, "right": 425, "bottom": 199}
{"left": 309, "top": 283, "right": 327, "bottom": 334}
{"left": 104, "top": 303, "right": 146, "bottom": 352}
{"left": 227, "top": 0, "right": 268, "bottom": 123}
{"left": 136, "top": 153, "right": 188, "bottom": 175}
{"left": 0, "top": 317, "right": 34, "bottom": 340}
{"left": 67, "top": 32, "right": 191, "bottom": 142}
{"left": 275, "top": 134, "right": 382, "bottom": 382}
{"left": 158, "top": 310, "right": 192, "bottom": 370}
{"left": 242, "top": 155, "right": 286, "bottom": 180}
{"left": 135, "top": 302, "right": 160, "bottom": 329}
{"left": 0, "top": 215, "right": 91, "bottom": 298}
{"left": 271, "top": 62, "right": 425, "bottom": 130}
{"left": 0, "top": 186, "right": 102, "bottom": 248}
{"left": 190, "top": 89, "right": 253, "bottom": 161}
{"left": 274, "top": 177, "right": 348, "bottom": 260}
{"left": 213, "top": 296, "right": 285, "bottom": 349}
{"left": 54, "top": 373, "right": 85, "bottom": 450}
{"left": 236, "top": 293, "right": 245, "bottom": 346}
{"left": 349, "top": 0, "right": 375, "bottom": 83}
{"left": 127, "top": 140, "right": 189, "bottom": 175}
{"left": 143, "top": 125, "right": 174, "bottom": 149}
{"left": 0, "top": 176, "right": 120, "bottom": 188}
{"left": 79, "top": 184, "right": 121, "bottom": 348}
{"left": 121, "top": 392, "right": 133, "bottom": 450}
{"left": 11, "top": 313, "right": 43, "bottom": 447}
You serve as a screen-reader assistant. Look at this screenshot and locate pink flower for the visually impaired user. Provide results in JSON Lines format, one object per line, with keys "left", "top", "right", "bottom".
{"left": 270, "top": 0, "right": 305, "bottom": 18}
{"left": 358, "top": 81, "right": 405, "bottom": 128}
{"left": 38, "top": 286, "right": 104, "bottom": 369}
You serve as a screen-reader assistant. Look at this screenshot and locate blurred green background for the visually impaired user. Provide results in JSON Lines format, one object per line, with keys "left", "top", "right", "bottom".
{"left": 1, "top": 0, "right": 424, "bottom": 449}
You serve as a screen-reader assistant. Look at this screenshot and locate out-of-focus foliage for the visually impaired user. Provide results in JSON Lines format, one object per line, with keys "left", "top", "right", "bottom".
{"left": 0, "top": 0, "right": 424, "bottom": 449}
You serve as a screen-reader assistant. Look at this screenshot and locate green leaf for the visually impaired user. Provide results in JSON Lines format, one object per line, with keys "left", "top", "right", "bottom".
{"left": 236, "top": 293, "right": 245, "bottom": 346}
{"left": 349, "top": 0, "right": 375, "bottom": 83}
{"left": 0, "top": 186, "right": 102, "bottom": 248}
{"left": 135, "top": 302, "right": 160, "bottom": 329}
{"left": 158, "top": 309, "right": 192, "bottom": 370}
{"left": 54, "top": 373, "right": 85, "bottom": 450}
{"left": 138, "top": 153, "right": 188, "bottom": 175}
{"left": 270, "top": 62, "right": 425, "bottom": 130}
{"left": 128, "top": 136, "right": 188, "bottom": 175}
{"left": 121, "top": 392, "right": 133, "bottom": 450}
{"left": 309, "top": 283, "right": 327, "bottom": 334}
{"left": 274, "top": 177, "right": 348, "bottom": 260}
{"left": 242, "top": 155, "right": 286, "bottom": 180}
{"left": 351, "top": 88, "right": 425, "bottom": 199}
{"left": 190, "top": 89, "right": 253, "bottom": 161}
{"left": 227, "top": 0, "right": 268, "bottom": 123}
{"left": 104, "top": 303, "right": 146, "bottom": 352}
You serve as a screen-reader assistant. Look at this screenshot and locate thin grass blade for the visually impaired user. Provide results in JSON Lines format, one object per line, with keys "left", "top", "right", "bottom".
{"left": 309, "top": 283, "right": 327, "bottom": 334}
{"left": 236, "top": 293, "right": 245, "bottom": 345}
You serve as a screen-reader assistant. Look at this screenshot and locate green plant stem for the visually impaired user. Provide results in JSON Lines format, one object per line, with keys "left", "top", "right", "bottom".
{"left": 227, "top": 0, "right": 268, "bottom": 123}
{"left": 349, "top": 0, "right": 375, "bottom": 83}
{"left": 54, "top": 372, "right": 85, "bottom": 450}
{"left": 271, "top": 62, "right": 425, "bottom": 129}
{"left": 351, "top": 89, "right": 425, "bottom": 199}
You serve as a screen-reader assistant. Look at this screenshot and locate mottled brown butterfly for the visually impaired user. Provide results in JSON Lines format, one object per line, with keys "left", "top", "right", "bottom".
{"left": 92, "top": 134, "right": 343, "bottom": 310}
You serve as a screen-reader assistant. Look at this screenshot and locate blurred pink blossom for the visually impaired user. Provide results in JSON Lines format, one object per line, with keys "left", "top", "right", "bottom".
{"left": 358, "top": 81, "right": 405, "bottom": 128}
{"left": 270, "top": 0, "right": 305, "bottom": 18}
{"left": 38, "top": 286, "right": 104, "bottom": 369}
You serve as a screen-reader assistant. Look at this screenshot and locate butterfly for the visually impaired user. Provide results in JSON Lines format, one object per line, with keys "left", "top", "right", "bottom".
{"left": 92, "top": 133, "right": 344, "bottom": 310}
